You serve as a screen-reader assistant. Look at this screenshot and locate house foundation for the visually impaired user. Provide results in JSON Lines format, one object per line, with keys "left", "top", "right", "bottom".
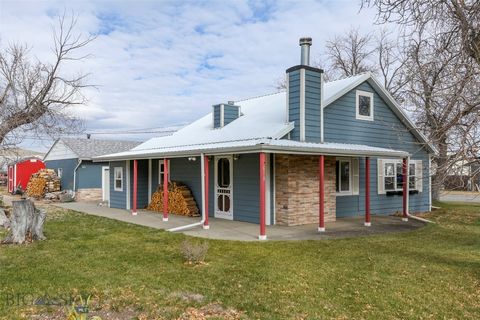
{"left": 275, "top": 155, "right": 336, "bottom": 226}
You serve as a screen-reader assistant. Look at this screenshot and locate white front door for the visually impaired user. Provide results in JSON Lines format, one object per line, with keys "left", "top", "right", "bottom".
{"left": 102, "top": 167, "right": 110, "bottom": 203}
{"left": 215, "top": 156, "right": 233, "bottom": 220}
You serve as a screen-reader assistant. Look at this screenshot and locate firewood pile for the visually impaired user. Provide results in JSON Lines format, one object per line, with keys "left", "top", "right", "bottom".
{"left": 147, "top": 182, "right": 199, "bottom": 217}
{"left": 25, "top": 169, "right": 61, "bottom": 198}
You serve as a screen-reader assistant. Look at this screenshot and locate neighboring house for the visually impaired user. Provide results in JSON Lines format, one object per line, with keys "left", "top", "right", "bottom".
{"left": 445, "top": 157, "right": 480, "bottom": 191}
{"left": 97, "top": 38, "right": 436, "bottom": 239}
{"left": 43, "top": 138, "right": 141, "bottom": 202}
{"left": 7, "top": 157, "right": 45, "bottom": 193}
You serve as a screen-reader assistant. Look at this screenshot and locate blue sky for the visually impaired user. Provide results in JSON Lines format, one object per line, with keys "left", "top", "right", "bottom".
{"left": 0, "top": 0, "right": 379, "bottom": 151}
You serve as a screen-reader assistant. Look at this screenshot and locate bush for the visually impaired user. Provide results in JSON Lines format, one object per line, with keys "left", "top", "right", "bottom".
{"left": 180, "top": 240, "right": 209, "bottom": 265}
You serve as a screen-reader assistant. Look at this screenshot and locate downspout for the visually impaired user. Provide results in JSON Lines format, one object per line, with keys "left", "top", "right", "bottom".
{"left": 73, "top": 159, "right": 82, "bottom": 192}
{"left": 405, "top": 156, "right": 434, "bottom": 224}
{"left": 168, "top": 153, "right": 206, "bottom": 232}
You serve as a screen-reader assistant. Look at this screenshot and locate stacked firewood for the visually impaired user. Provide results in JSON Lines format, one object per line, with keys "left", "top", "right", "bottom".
{"left": 147, "top": 182, "right": 199, "bottom": 217}
{"left": 26, "top": 169, "right": 61, "bottom": 198}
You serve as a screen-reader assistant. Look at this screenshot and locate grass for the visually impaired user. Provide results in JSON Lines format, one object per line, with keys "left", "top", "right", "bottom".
{"left": 0, "top": 202, "right": 479, "bottom": 319}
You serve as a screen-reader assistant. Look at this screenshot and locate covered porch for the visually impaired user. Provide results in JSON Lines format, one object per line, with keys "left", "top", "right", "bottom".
{"left": 55, "top": 202, "right": 425, "bottom": 241}
{"left": 100, "top": 138, "right": 417, "bottom": 240}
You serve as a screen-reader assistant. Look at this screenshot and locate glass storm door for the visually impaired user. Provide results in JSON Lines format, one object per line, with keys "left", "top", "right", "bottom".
{"left": 215, "top": 156, "right": 233, "bottom": 220}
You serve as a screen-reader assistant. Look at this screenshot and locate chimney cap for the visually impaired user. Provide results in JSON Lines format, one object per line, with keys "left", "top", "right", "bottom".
{"left": 299, "top": 37, "right": 312, "bottom": 46}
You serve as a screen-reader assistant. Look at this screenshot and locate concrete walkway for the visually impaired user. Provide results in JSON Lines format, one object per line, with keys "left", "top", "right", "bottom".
{"left": 54, "top": 202, "right": 425, "bottom": 241}
{"left": 440, "top": 191, "right": 480, "bottom": 203}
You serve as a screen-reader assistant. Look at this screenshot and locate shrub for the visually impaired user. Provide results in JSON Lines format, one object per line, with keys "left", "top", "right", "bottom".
{"left": 180, "top": 240, "right": 209, "bottom": 265}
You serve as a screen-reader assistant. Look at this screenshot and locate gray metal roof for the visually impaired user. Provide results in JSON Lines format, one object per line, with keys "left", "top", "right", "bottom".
{"left": 60, "top": 138, "right": 141, "bottom": 160}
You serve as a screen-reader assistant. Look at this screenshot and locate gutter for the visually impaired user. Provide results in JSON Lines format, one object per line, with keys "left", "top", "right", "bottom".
{"left": 73, "top": 159, "right": 82, "bottom": 192}
{"left": 93, "top": 142, "right": 409, "bottom": 162}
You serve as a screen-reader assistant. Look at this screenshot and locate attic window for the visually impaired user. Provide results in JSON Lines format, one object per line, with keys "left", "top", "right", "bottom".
{"left": 356, "top": 90, "right": 374, "bottom": 121}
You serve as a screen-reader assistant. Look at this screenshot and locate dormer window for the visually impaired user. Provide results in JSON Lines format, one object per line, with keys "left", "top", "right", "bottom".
{"left": 356, "top": 90, "right": 374, "bottom": 121}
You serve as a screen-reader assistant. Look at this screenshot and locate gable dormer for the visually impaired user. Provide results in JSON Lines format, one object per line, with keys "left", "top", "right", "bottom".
{"left": 286, "top": 37, "right": 324, "bottom": 142}
{"left": 213, "top": 101, "right": 241, "bottom": 129}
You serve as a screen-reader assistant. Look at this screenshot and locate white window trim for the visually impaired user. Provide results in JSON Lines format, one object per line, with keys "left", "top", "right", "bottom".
{"left": 381, "top": 159, "right": 419, "bottom": 192}
{"left": 57, "top": 168, "right": 63, "bottom": 179}
{"left": 158, "top": 159, "right": 171, "bottom": 185}
{"left": 114, "top": 167, "right": 123, "bottom": 192}
{"left": 336, "top": 158, "right": 353, "bottom": 196}
{"left": 356, "top": 90, "right": 374, "bottom": 121}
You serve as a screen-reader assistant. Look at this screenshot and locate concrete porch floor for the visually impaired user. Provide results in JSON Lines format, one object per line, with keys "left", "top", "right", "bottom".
{"left": 54, "top": 202, "right": 426, "bottom": 241}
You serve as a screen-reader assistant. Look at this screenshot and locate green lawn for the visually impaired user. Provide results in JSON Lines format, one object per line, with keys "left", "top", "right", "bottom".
{"left": 0, "top": 202, "right": 479, "bottom": 319}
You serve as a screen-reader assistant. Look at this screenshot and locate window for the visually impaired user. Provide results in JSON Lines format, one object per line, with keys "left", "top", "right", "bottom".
{"left": 356, "top": 90, "right": 374, "bottom": 121}
{"left": 217, "top": 158, "right": 231, "bottom": 188}
{"left": 158, "top": 160, "right": 170, "bottom": 185}
{"left": 378, "top": 159, "right": 423, "bottom": 194}
{"left": 57, "top": 168, "right": 63, "bottom": 178}
{"left": 336, "top": 159, "right": 351, "bottom": 193}
{"left": 114, "top": 167, "right": 123, "bottom": 191}
{"left": 335, "top": 158, "right": 360, "bottom": 196}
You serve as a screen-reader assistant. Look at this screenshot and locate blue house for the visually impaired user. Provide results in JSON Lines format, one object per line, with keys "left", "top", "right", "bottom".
{"left": 97, "top": 38, "right": 436, "bottom": 239}
{"left": 44, "top": 138, "right": 141, "bottom": 202}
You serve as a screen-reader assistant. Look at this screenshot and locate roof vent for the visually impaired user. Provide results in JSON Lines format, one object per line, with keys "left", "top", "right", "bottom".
{"left": 299, "top": 37, "right": 312, "bottom": 66}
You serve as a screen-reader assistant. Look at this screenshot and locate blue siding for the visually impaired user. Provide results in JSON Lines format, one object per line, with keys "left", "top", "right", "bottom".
{"left": 213, "top": 105, "right": 221, "bottom": 128}
{"left": 223, "top": 104, "right": 239, "bottom": 125}
{"left": 151, "top": 159, "right": 159, "bottom": 193}
{"left": 128, "top": 160, "right": 149, "bottom": 209}
{"left": 45, "top": 158, "right": 78, "bottom": 190}
{"left": 109, "top": 161, "right": 126, "bottom": 209}
{"left": 287, "top": 68, "right": 322, "bottom": 142}
{"left": 288, "top": 70, "right": 301, "bottom": 140}
{"left": 232, "top": 153, "right": 260, "bottom": 223}
{"left": 304, "top": 69, "right": 321, "bottom": 142}
{"left": 170, "top": 157, "right": 202, "bottom": 212}
{"left": 77, "top": 161, "right": 106, "bottom": 189}
{"left": 324, "top": 81, "right": 431, "bottom": 216}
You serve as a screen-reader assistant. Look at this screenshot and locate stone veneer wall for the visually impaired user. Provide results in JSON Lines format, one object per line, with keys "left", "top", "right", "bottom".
{"left": 75, "top": 188, "right": 102, "bottom": 202}
{"left": 275, "top": 155, "right": 336, "bottom": 226}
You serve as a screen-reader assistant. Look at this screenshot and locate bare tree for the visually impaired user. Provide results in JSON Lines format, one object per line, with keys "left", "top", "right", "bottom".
{"left": 402, "top": 27, "right": 480, "bottom": 198}
{"left": 275, "top": 27, "right": 405, "bottom": 98}
{"left": 0, "top": 14, "right": 95, "bottom": 150}
{"left": 325, "top": 28, "right": 376, "bottom": 78}
{"left": 362, "top": 0, "right": 480, "bottom": 66}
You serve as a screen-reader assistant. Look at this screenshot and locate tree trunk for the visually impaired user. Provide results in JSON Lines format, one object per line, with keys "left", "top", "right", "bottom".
{"left": 432, "top": 135, "right": 449, "bottom": 201}
{"left": 2, "top": 199, "right": 46, "bottom": 244}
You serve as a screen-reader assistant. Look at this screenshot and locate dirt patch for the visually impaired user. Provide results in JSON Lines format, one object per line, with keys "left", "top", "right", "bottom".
{"left": 177, "top": 303, "right": 243, "bottom": 320}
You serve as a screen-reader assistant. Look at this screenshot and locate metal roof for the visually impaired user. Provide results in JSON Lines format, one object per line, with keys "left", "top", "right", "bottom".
{"left": 95, "top": 138, "right": 409, "bottom": 161}
{"left": 96, "top": 73, "right": 434, "bottom": 161}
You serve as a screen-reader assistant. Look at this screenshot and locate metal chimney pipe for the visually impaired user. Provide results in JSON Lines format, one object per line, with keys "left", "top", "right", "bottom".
{"left": 299, "top": 37, "right": 312, "bottom": 66}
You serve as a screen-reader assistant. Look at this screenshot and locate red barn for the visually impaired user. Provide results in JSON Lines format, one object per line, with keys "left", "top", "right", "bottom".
{"left": 7, "top": 157, "right": 45, "bottom": 193}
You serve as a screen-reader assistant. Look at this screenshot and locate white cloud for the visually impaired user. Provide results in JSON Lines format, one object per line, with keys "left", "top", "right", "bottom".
{"left": 0, "top": 0, "right": 380, "bottom": 150}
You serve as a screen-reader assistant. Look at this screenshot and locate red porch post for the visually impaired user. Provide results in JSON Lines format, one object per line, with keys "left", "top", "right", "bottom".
{"left": 132, "top": 160, "right": 138, "bottom": 216}
{"left": 259, "top": 152, "right": 267, "bottom": 240}
{"left": 203, "top": 155, "right": 210, "bottom": 229}
{"left": 163, "top": 158, "right": 169, "bottom": 222}
{"left": 318, "top": 155, "right": 325, "bottom": 232}
{"left": 365, "top": 157, "right": 371, "bottom": 226}
{"left": 402, "top": 157, "right": 408, "bottom": 221}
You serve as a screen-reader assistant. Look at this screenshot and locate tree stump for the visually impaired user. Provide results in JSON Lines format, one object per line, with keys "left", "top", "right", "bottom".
{"left": 2, "top": 199, "right": 46, "bottom": 244}
{"left": 0, "top": 208, "right": 9, "bottom": 228}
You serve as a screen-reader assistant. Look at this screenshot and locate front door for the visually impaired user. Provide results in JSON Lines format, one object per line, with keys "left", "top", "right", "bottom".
{"left": 215, "top": 156, "right": 233, "bottom": 220}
